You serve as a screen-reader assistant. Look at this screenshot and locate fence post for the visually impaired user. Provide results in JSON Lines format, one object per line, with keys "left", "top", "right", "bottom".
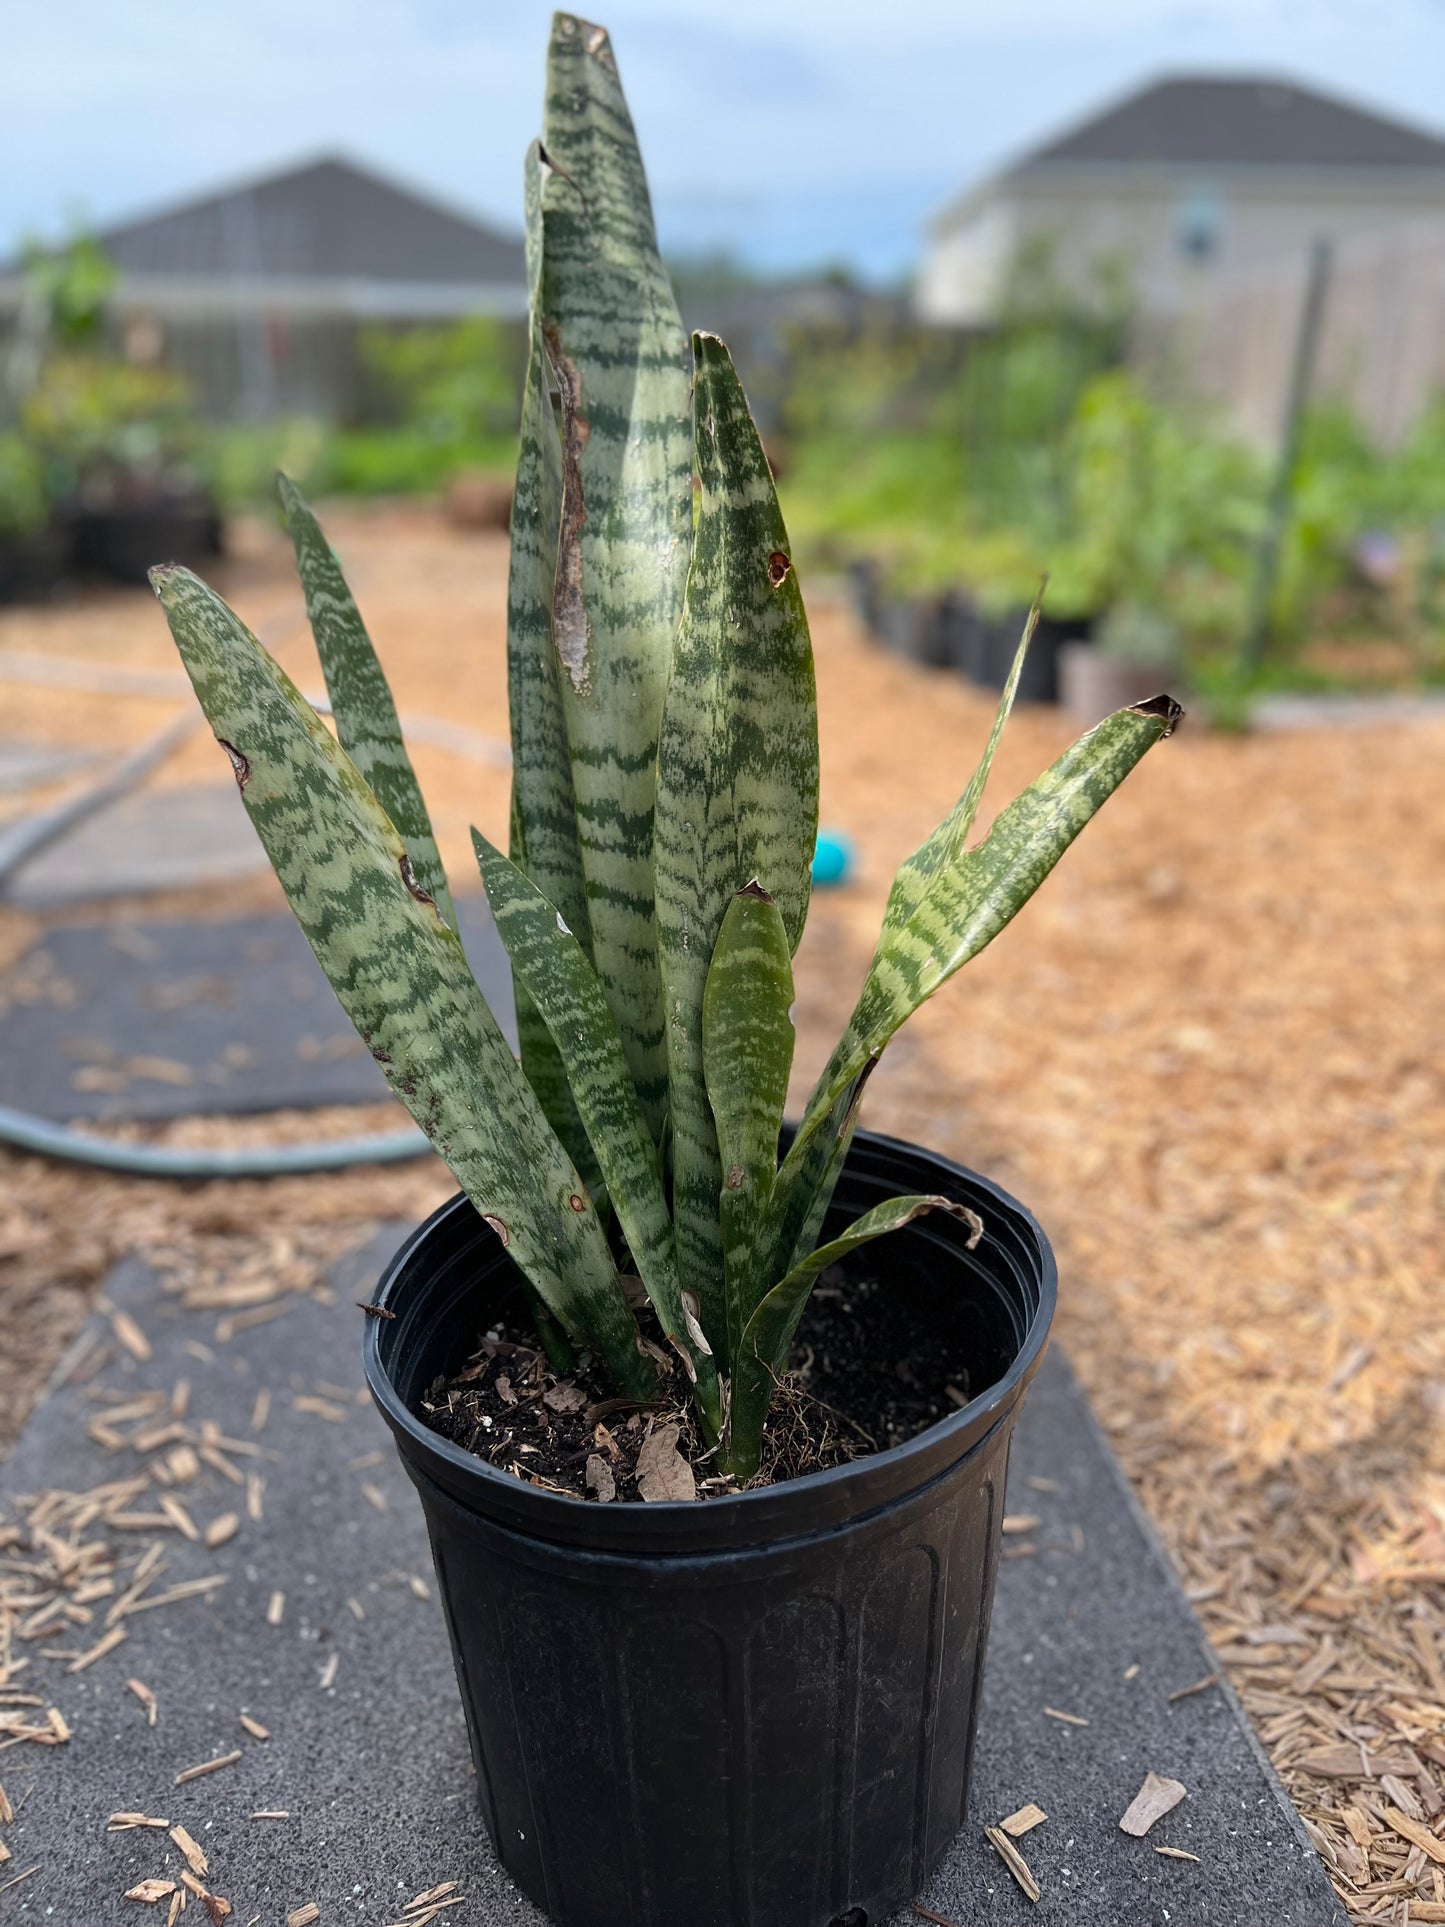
{"left": 1242, "top": 236, "right": 1333, "bottom": 672}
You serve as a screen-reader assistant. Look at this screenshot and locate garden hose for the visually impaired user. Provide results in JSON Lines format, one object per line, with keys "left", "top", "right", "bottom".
{"left": 0, "top": 596, "right": 462, "bottom": 1176}
{"left": 0, "top": 1101, "right": 428, "bottom": 1177}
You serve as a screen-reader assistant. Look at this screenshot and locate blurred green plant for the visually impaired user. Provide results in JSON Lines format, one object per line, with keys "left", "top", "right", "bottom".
{"left": 21, "top": 356, "right": 199, "bottom": 505}
{"left": 0, "top": 433, "right": 47, "bottom": 535}
{"left": 361, "top": 316, "right": 523, "bottom": 445}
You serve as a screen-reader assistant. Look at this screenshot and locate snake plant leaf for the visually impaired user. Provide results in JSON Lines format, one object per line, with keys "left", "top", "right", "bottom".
{"left": 726, "top": 1193, "right": 983, "bottom": 1482}
{"left": 153, "top": 564, "right": 653, "bottom": 1401}
{"left": 872, "top": 599, "right": 1039, "bottom": 955}
{"left": 536, "top": 14, "right": 693, "bottom": 1137}
{"left": 786, "top": 698, "right": 1182, "bottom": 1202}
{"left": 473, "top": 828, "right": 720, "bottom": 1433}
{"left": 508, "top": 141, "right": 598, "bottom": 1176}
{"left": 277, "top": 473, "right": 455, "bottom": 931}
{"left": 654, "top": 334, "right": 820, "bottom": 1357}
{"left": 701, "top": 884, "right": 795, "bottom": 1372}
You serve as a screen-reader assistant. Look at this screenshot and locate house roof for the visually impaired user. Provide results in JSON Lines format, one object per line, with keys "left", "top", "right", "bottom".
{"left": 1016, "top": 76, "right": 1445, "bottom": 176}
{"left": 92, "top": 155, "right": 525, "bottom": 293}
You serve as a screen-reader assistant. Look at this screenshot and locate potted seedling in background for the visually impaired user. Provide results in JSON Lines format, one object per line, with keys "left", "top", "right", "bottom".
{"left": 1061, "top": 601, "right": 1185, "bottom": 726}
{"left": 152, "top": 15, "right": 1180, "bottom": 1926}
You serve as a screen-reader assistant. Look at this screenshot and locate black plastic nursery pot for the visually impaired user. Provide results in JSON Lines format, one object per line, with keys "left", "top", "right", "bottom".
{"left": 970, "top": 609, "right": 1095, "bottom": 705}
{"left": 364, "top": 1129, "right": 1056, "bottom": 1927}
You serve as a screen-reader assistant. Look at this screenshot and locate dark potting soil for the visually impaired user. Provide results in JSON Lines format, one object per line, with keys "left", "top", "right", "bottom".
{"left": 420, "top": 1256, "right": 981, "bottom": 1502}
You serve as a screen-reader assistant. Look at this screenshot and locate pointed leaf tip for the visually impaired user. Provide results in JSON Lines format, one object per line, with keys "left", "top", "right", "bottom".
{"left": 1127, "top": 693, "right": 1184, "bottom": 735}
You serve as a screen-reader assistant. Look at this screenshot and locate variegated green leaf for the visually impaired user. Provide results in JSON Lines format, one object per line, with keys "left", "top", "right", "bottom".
{"left": 536, "top": 14, "right": 693, "bottom": 1136}
{"left": 726, "top": 1193, "right": 982, "bottom": 1481}
{"left": 277, "top": 473, "right": 455, "bottom": 930}
{"left": 786, "top": 699, "right": 1180, "bottom": 1198}
{"left": 508, "top": 142, "right": 598, "bottom": 1176}
{"left": 473, "top": 827, "right": 720, "bottom": 1434}
{"left": 153, "top": 563, "right": 653, "bottom": 1400}
{"left": 654, "top": 334, "right": 820, "bottom": 1355}
{"left": 872, "top": 599, "right": 1039, "bottom": 955}
{"left": 701, "top": 884, "right": 795, "bottom": 1373}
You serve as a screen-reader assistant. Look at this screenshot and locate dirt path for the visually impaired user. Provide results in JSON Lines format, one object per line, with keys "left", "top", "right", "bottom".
{"left": 2, "top": 503, "right": 1442, "bottom": 1920}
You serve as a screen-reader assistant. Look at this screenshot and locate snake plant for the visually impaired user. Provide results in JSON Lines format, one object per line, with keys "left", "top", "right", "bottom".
{"left": 152, "top": 11, "right": 1180, "bottom": 1483}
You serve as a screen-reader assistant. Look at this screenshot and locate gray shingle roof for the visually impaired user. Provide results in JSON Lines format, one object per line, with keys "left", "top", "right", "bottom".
{"left": 1016, "top": 76, "right": 1445, "bottom": 175}
{"left": 97, "top": 155, "right": 524, "bottom": 287}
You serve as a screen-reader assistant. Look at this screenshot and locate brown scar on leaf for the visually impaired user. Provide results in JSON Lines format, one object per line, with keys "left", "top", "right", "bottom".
{"left": 568, "top": 1194, "right": 587, "bottom": 1213}
{"left": 726, "top": 1164, "right": 745, "bottom": 1191}
{"left": 217, "top": 739, "right": 250, "bottom": 791}
{"left": 356, "top": 1302, "right": 395, "bottom": 1320}
{"left": 767, "top": 550, "right": 792, "bottom": 588}
{"left": 484, "top": 1215, "right": 510, "bottom": 1246}
{"left": 583, "top": 21, "right": 616, "bottom": 68}
{"left": 737, "top": 877, "right": 774, "bottom": 903}
{"left": 399, "top": 853, "right": 434, "bottom": 906}
{"left": 1128, "top": 693, "right": 1184, "bottom": 736}
{"left": 544, "top": 324, "right": 592, "bottom": 694}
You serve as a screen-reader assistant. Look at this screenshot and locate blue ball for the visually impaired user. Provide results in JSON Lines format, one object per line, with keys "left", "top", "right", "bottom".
{"left": 811, "top": 830, "right": 854, "bottom": 888}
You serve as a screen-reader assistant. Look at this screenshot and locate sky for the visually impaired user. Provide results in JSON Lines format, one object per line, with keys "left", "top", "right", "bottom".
{"left": 8, "top": 0, "right": 1445, "bottom": 281}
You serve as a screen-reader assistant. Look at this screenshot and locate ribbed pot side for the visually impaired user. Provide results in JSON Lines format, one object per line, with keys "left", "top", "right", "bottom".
{"left": 365, "top": 1129, "right": 1057, "bottom": 1927}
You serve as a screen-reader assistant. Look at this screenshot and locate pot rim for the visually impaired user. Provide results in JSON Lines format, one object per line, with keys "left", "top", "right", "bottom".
{"left": 363, "top": 1128, "right": 1057, "bottom": 1553}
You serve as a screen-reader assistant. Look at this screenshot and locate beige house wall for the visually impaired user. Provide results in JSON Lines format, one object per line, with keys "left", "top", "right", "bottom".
{"left": 1150, "top": 215, "right": 1445, "bottom": 447}
{"left": 917, "top": 166, "right": 1445, "bottom": 331}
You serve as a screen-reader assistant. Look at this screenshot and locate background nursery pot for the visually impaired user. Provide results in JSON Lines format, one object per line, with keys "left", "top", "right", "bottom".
{"left": 365, "top": 1128, "right": 1057, "bottom": 1927}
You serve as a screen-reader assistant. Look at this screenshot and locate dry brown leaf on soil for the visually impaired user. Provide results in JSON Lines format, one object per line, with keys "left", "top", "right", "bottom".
{"left": 125, "top": 1880, "right": 178, "bottom": 1904}
{"left": 287, "top": 1906, "right": 321, "bottom": 1927}
{"left": 1156, "top": 1846, "right": 1201, "bottom": 1863}
{"left": 635, "top": 1424, "right": 697, "bottom": 1504}
{"left": 985, "top": 1822, "right": 1041, "bottom": 1902}
{"left": 107, "top": 1812, "right": 169, "bottom": 1830}
{"left": 585, "top": 1455, "right": 616, "bottom": 1504}
{"left": 1120, "top": 1771, "right": 1188, "bottom": 1837}
{"left": 239, "top": 1713, "right": 269, "bottom": 1740}
{"left": 542, "top": 1381, "right": 587, "bottom": 1414}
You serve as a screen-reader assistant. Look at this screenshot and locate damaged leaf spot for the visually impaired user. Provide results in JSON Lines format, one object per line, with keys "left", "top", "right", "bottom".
{"left": 217, "top": 739, "right": 250, "bottom": 791}
{"left": 726, "top": 1163, "right": 745, "bottom": 1191}
{"left": 767, "top": 550, "right": 792, "bottom": 588}
{"left": 399, "top": 854, "right": 435, "bottom": 907}
{"left": 584, "top": 23, "right": 615, "bottom": 68}
{"left": 737, "top": 878, "right": 774, "bottom": 903}
{"left": 568, "top": 1193, "right": 587, "bottom": 1213}
{"left": 680, "top": 1289, "right": 713, "bottom": 1358}
{"left": 544, "top": 324, "right": 592, "bottom": 694}
{"left": 1128, "top": 693, "right": 1184, "bottom": 737}
{"left": 483, "top": 1215, "right": 510, "bottom": 1247}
